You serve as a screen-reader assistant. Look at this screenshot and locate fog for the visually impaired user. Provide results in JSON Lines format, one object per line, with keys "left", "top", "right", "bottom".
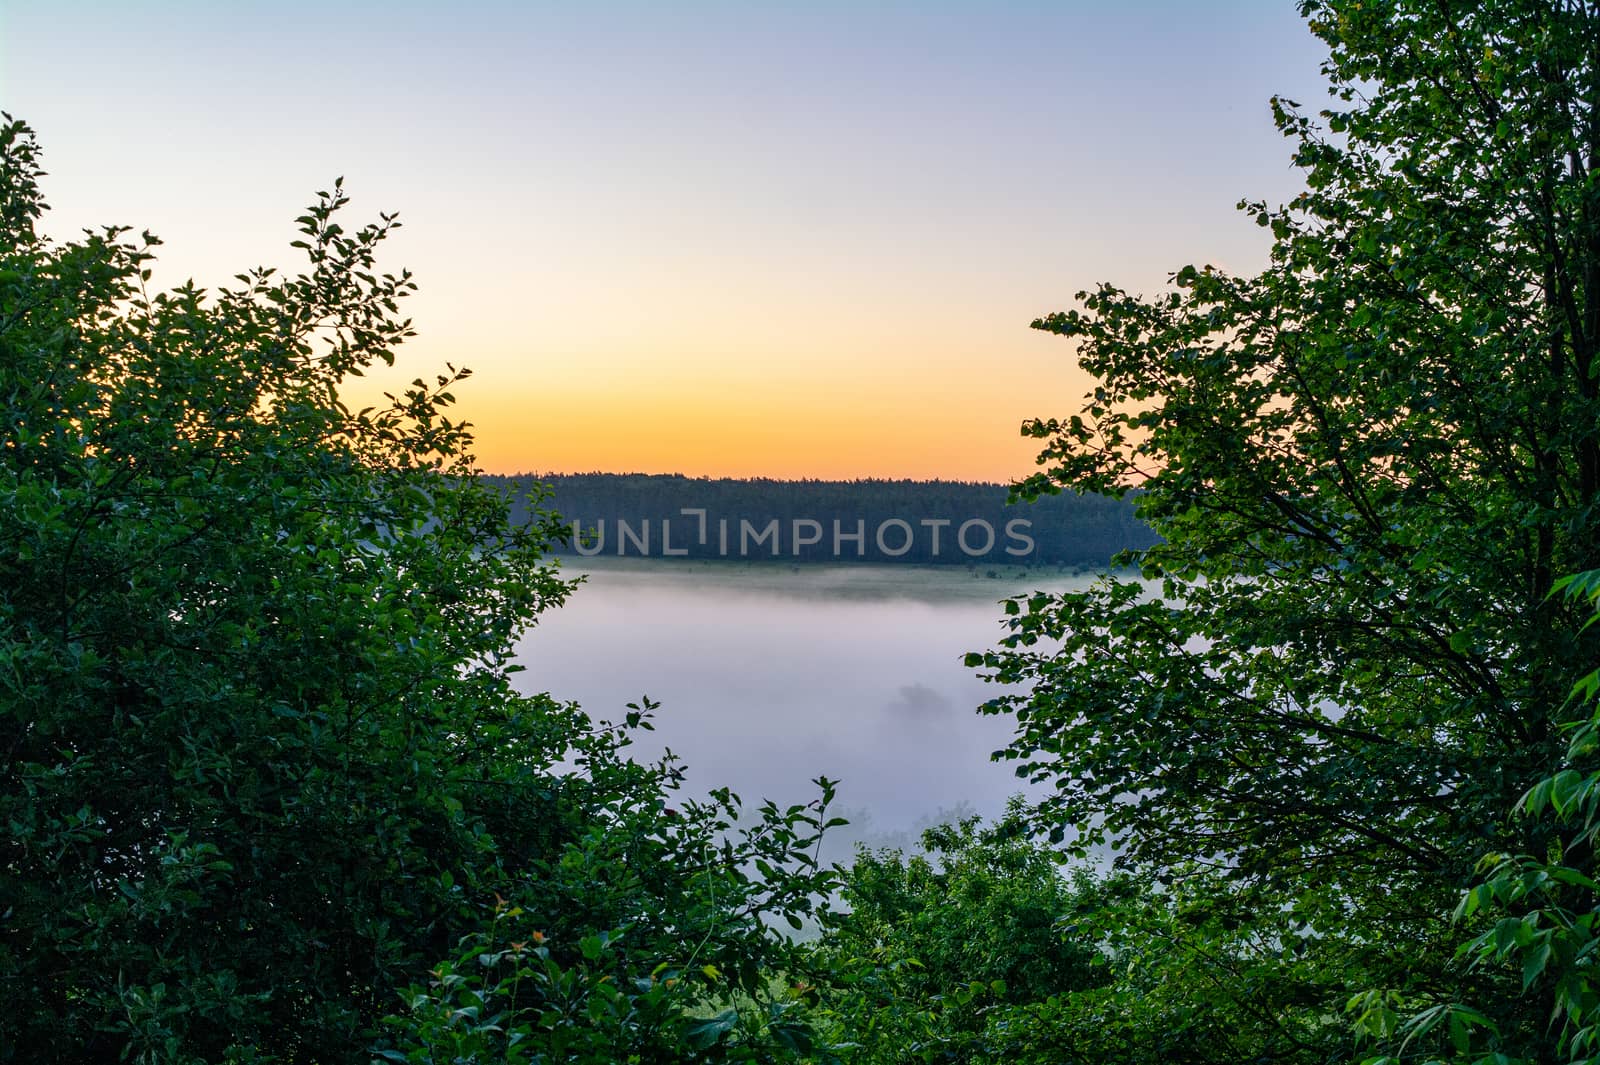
{"left": 513, "top": 558, "right": 1099, "bottom": 852}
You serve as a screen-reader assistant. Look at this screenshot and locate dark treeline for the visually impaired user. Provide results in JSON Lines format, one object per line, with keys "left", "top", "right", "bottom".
{"left": 487, "top": 472, "right": 1157, "bottom": 566}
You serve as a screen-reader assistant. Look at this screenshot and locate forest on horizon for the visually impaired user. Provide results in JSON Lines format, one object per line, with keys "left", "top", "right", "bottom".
{"left": 488, "top": 472, "right": 1158, "bottom": 567}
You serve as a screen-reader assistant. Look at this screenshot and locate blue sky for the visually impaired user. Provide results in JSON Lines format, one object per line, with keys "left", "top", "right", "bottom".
{"left": 2, "top": 1, "right": 1330, "bottom": 478}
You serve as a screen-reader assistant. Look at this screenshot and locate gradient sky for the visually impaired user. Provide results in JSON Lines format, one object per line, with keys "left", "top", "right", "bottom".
{"left": 2, "top": 1, "right": 1329, "bottom": 480}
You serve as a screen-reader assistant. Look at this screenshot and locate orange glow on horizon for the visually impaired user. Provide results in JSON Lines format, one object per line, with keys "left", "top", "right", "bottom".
{"left": 339, "top": 326, "right": 1094, "bottom": 484}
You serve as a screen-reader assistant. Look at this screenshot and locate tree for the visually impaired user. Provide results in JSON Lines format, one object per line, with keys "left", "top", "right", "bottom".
{"left": 0, "top": 115, "right": 836, "bottom": 1064}
{"left": 1346, "top": 575, "right": 1600, "bottom": 1065}
{"left": 969, "top": 0, "right": 1600, "bottom": 1055}
{"left": 377, "top": 769, "right": 846, "bottom": 1065}
{"left": 810, "top": 813, "right": 1342, "bottom": 1065}
{"left": 809, "top": 812, "right": 1112, "bottom": 1064}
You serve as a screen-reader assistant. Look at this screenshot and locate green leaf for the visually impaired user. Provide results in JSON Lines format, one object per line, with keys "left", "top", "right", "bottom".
{"left": 682, "top": 1009, "right": 738, "bottom": 1051}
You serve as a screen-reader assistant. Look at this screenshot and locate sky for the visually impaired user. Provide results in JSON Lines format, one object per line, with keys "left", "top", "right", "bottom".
{"left": 1, "top": 1, "right": 1330, "bottom": 481}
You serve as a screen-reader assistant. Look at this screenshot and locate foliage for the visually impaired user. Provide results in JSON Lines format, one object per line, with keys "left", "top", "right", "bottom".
{"left": 1352, "top": 571, "right": 1600, "bottom": 1065}
{"left": 986, "top": 865, "right": 1356, "bottom": 1065}
{"left": 809, "top": 813, "right": 1108, "bottom": 1064}
{"left": 378, "top": 768, "right": 845, "bottom": 1065}
{"left": 811, "top": 813, "right": 1348, "bottom": 1064}
{"left": 968, "top": 0, "right": 1600, "bottom": 1057}
{"left": 0, "top": 115, "right": 837, "bottom": 1064}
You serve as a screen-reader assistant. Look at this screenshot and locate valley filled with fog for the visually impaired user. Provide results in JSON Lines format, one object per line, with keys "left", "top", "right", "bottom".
{"left": 515, "top": 558, "right": 1099, "bottom": 853}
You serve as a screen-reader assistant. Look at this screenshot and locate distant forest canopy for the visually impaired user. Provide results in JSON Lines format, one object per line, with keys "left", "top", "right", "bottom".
{"left": 486, "top": 472, "right": 1158, "bottom": 566}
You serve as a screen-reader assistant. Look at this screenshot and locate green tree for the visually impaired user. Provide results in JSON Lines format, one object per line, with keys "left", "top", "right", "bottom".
{"left": 985, "top": 864, "right": 1350, "bottom": 1065}
{"left": 812, "top": 817, "right": 1343, "bottom": 1065}
{"left": 1348, "top": 572, "right": 1600, "bottom": 1064}
{"left": 969, "top": 0, "right": 1600, "bottom": 1056}
{"left": 0, "top": 115, "right": 837, "bottom": 1064}
{"left": 810, "top": 812, "right": 1112, "bottom": 1064}
{"left": 379, "top": 770, "right": 846, "bottom": 1065}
